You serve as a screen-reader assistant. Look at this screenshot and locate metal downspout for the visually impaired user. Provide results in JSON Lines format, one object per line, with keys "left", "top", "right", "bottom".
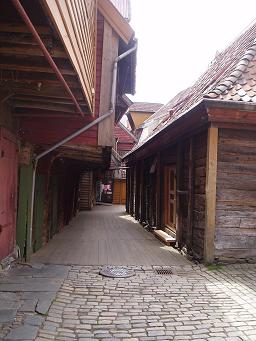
{"left": 111, "top": 42, "right": 137, "bottom": 111}
{"left": 27, "top": 44, "right": 137, "bottom": 258}
{"left": 28, "top": 111, "right": 111, "bottom": 257}
{"left": 11, "top": 0, "right": 85, "bottom": 117}
{"left": 11, "top": 0, "right": 137, "bottom": 257}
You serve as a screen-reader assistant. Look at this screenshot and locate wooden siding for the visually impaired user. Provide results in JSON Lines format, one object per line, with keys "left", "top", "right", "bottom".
{"left": 215, "top": 129, "right": 256, "bottom": 260}
{"left": 79, "top": 171, "right": 93, "bottom": 210}
{"left": 192, "top": 131, "right": 207, "bottom": 259}
{"left": 19, "top": 117, "right": 98, "bottom": 147}
{"left": 0, "top": 128, "right": 18, "bottom": 261}
{"left": 16, "top": 163, "right": 33, "bottom": 259}
{"left": 43, "top": 0, "right": 96, "bottom": 112}
{"left": 97, "top": 19, "right": 119, "bottom": 147}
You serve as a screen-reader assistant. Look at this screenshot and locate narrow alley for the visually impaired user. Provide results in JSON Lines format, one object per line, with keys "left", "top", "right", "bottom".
{"left": 0, "top": 205, "right": 256, "bottom": 341}
{"left": 31, "top": 205, "right": 189, "bottom": 266}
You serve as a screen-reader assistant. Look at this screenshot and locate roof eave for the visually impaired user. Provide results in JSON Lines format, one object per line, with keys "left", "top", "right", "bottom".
{"left": 98, "top": 0, "right": 134, "bottom": 44}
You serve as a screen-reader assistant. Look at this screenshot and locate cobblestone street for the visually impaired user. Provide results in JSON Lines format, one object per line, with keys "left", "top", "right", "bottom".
{"left": 1, "top": 206, "right": 256, "bottom": 340}
{"left": 36, "top": 263, "right": 256, "bottom": 341}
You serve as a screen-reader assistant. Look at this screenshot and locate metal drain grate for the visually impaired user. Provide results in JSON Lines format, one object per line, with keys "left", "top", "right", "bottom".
{"left": 99, "top": 266, "right": 135, "bottom": 278}
{"left": 155, "top": 268, "right": 173, "bottom": 275}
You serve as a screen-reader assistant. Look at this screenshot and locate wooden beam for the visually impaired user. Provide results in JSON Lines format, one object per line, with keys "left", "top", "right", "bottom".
{"left": 1, "top": 71, "right": 79, "bottom": 88}
{"left": 139, "top": 160, "right": 144, "bottom": 222}
{"left": 130, "top": 165, "right": 135, "bottom": 216}
{"left": 0, "top": 23, "right": 52, "bottom": 34}
{"left": 0, "top": 45, "right": 67, "bottom": 58}
{"left": 13, "top": 95, "right": 85, "bottom": 106}
{"left": 126, "top": 168, "right": 130, "bottom": 213}
{"left": 186, "top": 137, "right": 194, "bottom": 249}
{"left": 176, "top": 142, "right": 183, "bottom": 247}
{"left": 135, "top": 163, "right": 140, "bottom": 220}
{"left": 13, "top": 100, "right": 87, "bottom": 113}
{"left": 208, "top": 107, "right": 256, "bottom": 125}
{"left": 0, "top": 62, "right": 76, "bottom": 76}
{"left": 204, "top": 126, "right": 218, "bottom": 263}
{"left": 156, "top": 152, "right": 161, "bottom": 227}
{"left": 1, "top": 84, "right": 84, "bottom": 100}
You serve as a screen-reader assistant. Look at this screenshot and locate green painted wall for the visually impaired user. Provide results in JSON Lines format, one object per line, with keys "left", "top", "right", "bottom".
{"left": 16, "top": 164, "right": 33, "bottom": 259}
{"left": 50, "top": 175, "right": 58, "bottom": 238}
{"left": 33, "top": 174, "right": 46, "bottom": 252}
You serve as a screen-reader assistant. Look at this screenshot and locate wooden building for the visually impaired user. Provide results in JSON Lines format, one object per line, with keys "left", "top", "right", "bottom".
{"left": 0, "top": 0, "right": 136, "bottom": 263}
{"left": 111, "top": 122, "right": 137, "bottom": 204}
{"left": 125, "top": 23, "right": 256, "bottom": 264}
{"left": 125, "top": 102, "right": 163, "bottom": 139}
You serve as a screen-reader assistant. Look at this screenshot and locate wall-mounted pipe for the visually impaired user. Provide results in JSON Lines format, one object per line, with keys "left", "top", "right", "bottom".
{"left": 26, "top": 43, "right": 137, "bottom": 258}
{"left": 28, "top": 111, "right": 112, "bottom": 257}
{"left": 11, "top": 0, "right": 138, "bottom": 257}
{"left": 110, "top": 41, "right": 137, "bottom": 112}
{"left": 11, "top": 0, "right": 85, "bottom": 118}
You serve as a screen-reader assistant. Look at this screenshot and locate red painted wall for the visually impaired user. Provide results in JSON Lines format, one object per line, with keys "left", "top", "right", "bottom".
{"left": 18, "top": 117, "right": 98, "bottom": 146}
{"left": 0, "top": 128, "right": 18, "bottom": 261}
{"left": 114, "top": 124, "right": 135, "bottom": 152}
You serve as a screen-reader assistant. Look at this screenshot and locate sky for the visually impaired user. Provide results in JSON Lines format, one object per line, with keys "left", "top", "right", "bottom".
{"left": 128, "top": 0, "right": 256, "bottom": 105}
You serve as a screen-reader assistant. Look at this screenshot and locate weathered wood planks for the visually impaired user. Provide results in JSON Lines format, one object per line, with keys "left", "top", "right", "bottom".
{"left": 215, "top": 128, "right": 256, "bottom": 260}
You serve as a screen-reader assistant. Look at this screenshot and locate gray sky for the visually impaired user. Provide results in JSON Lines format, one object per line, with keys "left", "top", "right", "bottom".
{"left": 128, "top": 0, "right": 256, "bottom": 105}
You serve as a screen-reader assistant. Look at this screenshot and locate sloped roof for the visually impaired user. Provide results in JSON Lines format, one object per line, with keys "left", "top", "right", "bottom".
{"left": 114, "top": 123, "right": 137, "bottom": 144}
{"left": 126, "top": 21, "right": 256, "bottom": 157}
{"left": 129, "top": 102, "right": 163, "bottom": 113}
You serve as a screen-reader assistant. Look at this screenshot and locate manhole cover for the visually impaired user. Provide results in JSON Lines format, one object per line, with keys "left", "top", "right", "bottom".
{"left": 155, "top": 268, "right": 173, "bottom": 275}
{"left": 99, "top": 266, "right": 135, "bottom": 278}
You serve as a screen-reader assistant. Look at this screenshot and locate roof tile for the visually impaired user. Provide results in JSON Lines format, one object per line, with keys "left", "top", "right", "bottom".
{"left": 128, "top": 21, "right": 256, "bottom": 155}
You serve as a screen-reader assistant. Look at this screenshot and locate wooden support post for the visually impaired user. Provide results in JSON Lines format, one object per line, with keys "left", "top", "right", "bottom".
{"left": 126, "top": 168, "right": 130, "bottom": 213}
{"left": 139, "top": 160, "right": 144, "bottom": 222}
{"left": 176, "top": 142, "right": 183, "bottom": 247}
{"left": 156, "top": 153, "right": 161, "bottom": 227}
{"left": 204, "top": 126, "right": 218, "bottom": 264}
{"left": 186, "top": 137, "right": 194, "bottom": 249}
{"left": 130, "top": 165, "right": 134, "bottom": 216}
{"left": 135, "top": 163, "right": 140, "bottom": 220}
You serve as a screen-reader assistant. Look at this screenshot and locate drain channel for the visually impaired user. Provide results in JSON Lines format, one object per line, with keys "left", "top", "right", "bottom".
{"left": 155, "top": 268, "right": 173, "bottom": 275}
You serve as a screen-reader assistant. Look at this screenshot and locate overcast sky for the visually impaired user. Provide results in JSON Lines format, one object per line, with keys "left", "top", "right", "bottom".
{"left": 128, "top": 0, "right": 256, "bottom": 105}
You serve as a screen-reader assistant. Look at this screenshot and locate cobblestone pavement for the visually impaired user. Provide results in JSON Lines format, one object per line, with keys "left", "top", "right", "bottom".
{"left": 35, "top": 263, "right": 256, "bottom": 341}
{"left": 0, "top": 264, "right": 69, "bottom": 341}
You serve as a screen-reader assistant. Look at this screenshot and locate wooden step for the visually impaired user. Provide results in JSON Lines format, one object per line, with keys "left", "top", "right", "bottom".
{"left": 154, "top": 230, "right": 176, "bottom": 246}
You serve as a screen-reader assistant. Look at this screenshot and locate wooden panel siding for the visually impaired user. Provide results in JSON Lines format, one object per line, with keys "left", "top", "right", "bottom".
{"left": 19, "top": 117, "right": 98, "bottom": 146}
{"left": 44, "top": 0, "right": 96, "bottom": 112}
{"left": 192, "top": 131, "right": 207, "bottom": 259}
{"left": 215, "top": 129, "right": 256, "bottom": 260}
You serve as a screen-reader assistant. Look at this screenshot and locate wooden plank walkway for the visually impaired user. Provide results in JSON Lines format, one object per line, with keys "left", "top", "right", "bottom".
{"left": 31, "top": 205, "right": 190, "bottom": 266}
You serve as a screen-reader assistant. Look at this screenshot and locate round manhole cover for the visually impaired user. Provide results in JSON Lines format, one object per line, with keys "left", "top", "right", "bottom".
{"left": 99, "top": 266, "right": 135, "bottom": 278}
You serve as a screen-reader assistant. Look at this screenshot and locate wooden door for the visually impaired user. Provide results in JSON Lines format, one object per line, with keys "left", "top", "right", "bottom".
{"left": 113, "top": 179, "right": 126, "bottom": 204}
{"left": 163, "top": 165, "right": 176, "bottom": 232}
{"left": 0, "top": 128, "right": 18, "bottom": 261}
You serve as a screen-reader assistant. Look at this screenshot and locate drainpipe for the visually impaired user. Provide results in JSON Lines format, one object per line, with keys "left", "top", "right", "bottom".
{"left": 27, "top": 43, "right": 137, "bottom": 258}
{"left": 111, "top": 42, "right": 137, "bottom": 111}
{"left": 13, "top": 0, "right": 138, "bottom": 257}
{"left": 28, "top": 111, "right": 111, "bottom": 258}
{"left": 11, "top": 0, "right": 85, "bottom": 117}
